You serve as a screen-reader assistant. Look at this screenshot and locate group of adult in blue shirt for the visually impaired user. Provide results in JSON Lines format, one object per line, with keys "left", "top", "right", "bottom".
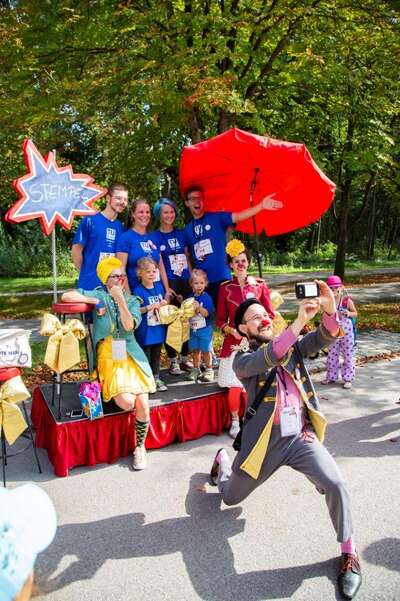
{"left": 71, "top": 181, "right": 282, "bottom": 377}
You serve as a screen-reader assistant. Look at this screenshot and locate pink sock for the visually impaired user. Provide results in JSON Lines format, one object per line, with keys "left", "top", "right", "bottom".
{"left": 340, "top": 536, "right": 356, "bottom": 555}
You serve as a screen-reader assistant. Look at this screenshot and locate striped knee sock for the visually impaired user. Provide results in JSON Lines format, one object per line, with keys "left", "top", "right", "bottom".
{"left": 135, "top": 419, "right": 150, "bottom": 448}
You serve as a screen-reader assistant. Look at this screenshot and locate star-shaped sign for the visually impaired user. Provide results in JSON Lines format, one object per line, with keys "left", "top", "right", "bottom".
{"left": 6, "top": 139, "right": 107, "bottom": 235}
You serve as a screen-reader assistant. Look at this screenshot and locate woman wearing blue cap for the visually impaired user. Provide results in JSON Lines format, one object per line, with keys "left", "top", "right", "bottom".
{"left": 152, "top": 198, "right": 193, "bottom": 374}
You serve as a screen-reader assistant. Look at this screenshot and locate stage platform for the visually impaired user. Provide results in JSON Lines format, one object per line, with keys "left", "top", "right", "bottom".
{"left": 31, "top": 371, "right": 230, "bottom": 477}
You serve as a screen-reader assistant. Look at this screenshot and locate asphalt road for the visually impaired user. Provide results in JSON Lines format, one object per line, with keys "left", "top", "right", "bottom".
{"left": 7, "top": 357, "right": 400, "bottom": 601}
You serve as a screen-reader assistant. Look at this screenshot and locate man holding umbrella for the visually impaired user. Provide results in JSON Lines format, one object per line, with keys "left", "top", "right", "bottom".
{"left": 183, "top": 185, "right": 282, "bottom": 306}
{"left": 210, "top": 283, "right": 362, "bottom": 600}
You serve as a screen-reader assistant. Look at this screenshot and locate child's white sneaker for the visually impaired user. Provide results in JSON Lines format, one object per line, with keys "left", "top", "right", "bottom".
{"left": 343, "top": 381, "right": 352, "bottom": 389}
{"left": 188, "top": 367, "right": 200, "bottom": 381}
{"left": 199, "top": 368, "right": 214, "bottom": 383}
{"left": 155, "top": 378, "right": 168, "bottom": 392}
{"left": 229, "top": 419, "right": 240, "bottom": 439}
{"left": 132, "top": 446, "right": 147, "bottom": 470}
{"left": 169, "top": 359, "right": 183, "bottom": 375}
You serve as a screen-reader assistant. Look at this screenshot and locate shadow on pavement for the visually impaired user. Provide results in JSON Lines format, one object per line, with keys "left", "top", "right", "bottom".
{"left": 363, "top": 538, "right": 400, "bottom": 572}
{"left": 325, "top": 408, "right": 400, "bottom": 459}
{"left": 36, "top": 473, "right": 342, "bottom": 600}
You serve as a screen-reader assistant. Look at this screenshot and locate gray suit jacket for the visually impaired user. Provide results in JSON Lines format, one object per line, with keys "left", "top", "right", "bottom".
{"left": 232, "top": 323, "right": 341, "bottom": 480}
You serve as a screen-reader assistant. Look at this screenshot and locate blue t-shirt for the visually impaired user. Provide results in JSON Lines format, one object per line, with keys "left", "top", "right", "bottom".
{"left": 188, "top": 292, "right": 214, "bottom": 329}
{"left": 152, "top": 229, "right": 190, "bottom": 282}
{"left": 116, "top": 229, "right": 161, "bottom": 291}
{"left": 183, "top": 212, "right": 234, "bottom": 283}
{"left": 73, "top": 212, "right": 125, "bottom": 289}
{"left": 133, "top": 281, "right": 166, "bottom": 346}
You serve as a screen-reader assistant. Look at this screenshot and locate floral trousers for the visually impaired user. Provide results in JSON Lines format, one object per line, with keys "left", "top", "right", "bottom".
{"left": 326, "top": 318, "right": 355, "bottom": 383}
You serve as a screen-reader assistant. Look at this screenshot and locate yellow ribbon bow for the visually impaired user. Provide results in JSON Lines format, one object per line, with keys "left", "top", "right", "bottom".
{"left": 270, "top": 290, "right": 288, "bottom": 336}
{"left": 0, "top": 375, "right": 30, "bottom": 445}
{"left": 40, "top": 313, "right": 86, "bottom": 374}
{"left": 158, "top": 298, "right": 196, "bottom": 353}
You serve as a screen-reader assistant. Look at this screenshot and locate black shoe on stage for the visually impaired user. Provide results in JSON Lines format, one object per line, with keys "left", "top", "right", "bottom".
{"left": 338, "top": 553, "right": 362, "bottom": 599}
{"left": 210, "top": 448, "right": 224, "bottom": 487}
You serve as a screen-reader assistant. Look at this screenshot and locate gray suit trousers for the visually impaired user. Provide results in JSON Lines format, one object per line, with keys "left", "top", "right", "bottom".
{"left": 217, "top": 426, "right": 353, "bottom": 542}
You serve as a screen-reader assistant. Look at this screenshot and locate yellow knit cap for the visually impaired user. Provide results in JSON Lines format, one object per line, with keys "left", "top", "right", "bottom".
{"left": 96, "top": 256, "right": 123, "bottom": 284}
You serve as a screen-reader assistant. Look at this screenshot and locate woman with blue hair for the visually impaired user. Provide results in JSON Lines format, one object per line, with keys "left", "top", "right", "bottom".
{"left": 152, "top": 197, "right": 193, "bottom": 374}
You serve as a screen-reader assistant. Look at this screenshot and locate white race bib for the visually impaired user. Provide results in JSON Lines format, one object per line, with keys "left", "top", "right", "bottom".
{"left": 99, "top": 251, "right": 114, "bottom": 262}
{"left": 194, "top": 239, "right": 213, "bottom": 260}
{"left": 147, "top": 308, "right": 161, "bottom": 326}
{"left": 190, "top": 314, "right": 206, "bottom": 331}
{"left": 169, "top": 253, "right": 188, "bottom": 275}
{"left": 112, "top": 339, "right": 127, "bottom": 360}
{"left": 280, "top": 406, "right": 301, "bottom": 437}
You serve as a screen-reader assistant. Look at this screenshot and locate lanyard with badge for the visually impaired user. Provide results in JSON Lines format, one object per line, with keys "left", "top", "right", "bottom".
{"left": 276, "top": 368, "right": 301, "bottom": 437}
{"left": 110, "top": 297, "right": 128, "bottom": 360}
{"left": 192, "top": 217, "right": 213, "bottom": 260}
{"left": 160, "top": 230, "right": 187, "bottom": 276}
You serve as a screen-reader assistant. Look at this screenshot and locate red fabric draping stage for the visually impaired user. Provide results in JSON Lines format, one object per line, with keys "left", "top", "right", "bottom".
{"left": 31, "top": 386, "right": 230, "bottom": 477}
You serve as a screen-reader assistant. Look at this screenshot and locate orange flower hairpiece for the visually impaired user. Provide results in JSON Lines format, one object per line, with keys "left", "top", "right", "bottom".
{"left": 226, "top": 239, "right": 245, "bottom": 258}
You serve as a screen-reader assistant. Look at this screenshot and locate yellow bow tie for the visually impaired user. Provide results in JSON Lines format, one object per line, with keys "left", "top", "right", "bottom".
{"left": 158, "top": 298, "right": 196, "bottom": 353}
{"left": 40, "top": 313, "right": 86, "bottom": 374}
{"left": 0, "top": 375, "right": 30, "bottom": 445}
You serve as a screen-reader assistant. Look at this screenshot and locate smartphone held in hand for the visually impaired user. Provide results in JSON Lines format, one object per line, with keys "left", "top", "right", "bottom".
{"left": 295, "top": 282, "right": 320, "bottom": 299}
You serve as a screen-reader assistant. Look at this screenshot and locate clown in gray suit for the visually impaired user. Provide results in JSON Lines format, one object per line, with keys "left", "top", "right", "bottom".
{"left": 210, "top": 280, "right": 362, "bottom": 600}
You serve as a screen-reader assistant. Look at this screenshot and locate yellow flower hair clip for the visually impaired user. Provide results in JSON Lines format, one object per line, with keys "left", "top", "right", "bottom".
{"left": 226, "top": 239, "right": 245, "bottom": 258}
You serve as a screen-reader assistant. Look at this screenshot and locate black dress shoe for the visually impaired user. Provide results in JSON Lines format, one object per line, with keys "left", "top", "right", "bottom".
{"left": 338, "top": 553, "right": 362, "bottom": 599}
{"left": 210, "top": 448, "right": 224, "bottom": 486}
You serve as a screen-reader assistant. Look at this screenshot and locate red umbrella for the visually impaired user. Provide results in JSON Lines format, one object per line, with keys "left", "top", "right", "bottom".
{"left": 179, "top": 127, "right": 335, "bottom": 236}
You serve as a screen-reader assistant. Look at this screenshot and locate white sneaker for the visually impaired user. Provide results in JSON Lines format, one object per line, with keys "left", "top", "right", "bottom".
{"left": 229, "top": 419, "right": 240, "bottom": 439}
{"left": 132, "top": 446, "right": 147, "bottom": 470}
{"left": 169, "top": 360, "right": 183, "bottom": 375}
{"left": 343, "top": 381, "right": 352, "bottom": 389}
{"left": 188, "top": 367, "right": 200, "bottom": 381}
{"left": 199, "top": 368, "right": 214, "bottom": 382}
{"left": 155, "top": 378, "right": 168, "bottom": 392}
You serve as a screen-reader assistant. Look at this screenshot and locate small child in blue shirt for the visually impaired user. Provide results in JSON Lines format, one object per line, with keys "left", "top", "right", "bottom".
{"left": 187, "top": 269, "right": 215, "bottom": 382}
{"left": 133, "top": 257, "right": 168, "bottom": 392}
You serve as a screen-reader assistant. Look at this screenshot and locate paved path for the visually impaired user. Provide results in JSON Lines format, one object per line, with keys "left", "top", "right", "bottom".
{"left": 1, "top": 278, "right": 398, "bottom": 343}
{"left": 264, "top": 265, "right": 400, "bottom": 287}
{"left": 279, "top": 281, "right": 400, "bottom": 313}
{"left": 7, "top": 357, "right": 400, "bottom": 601}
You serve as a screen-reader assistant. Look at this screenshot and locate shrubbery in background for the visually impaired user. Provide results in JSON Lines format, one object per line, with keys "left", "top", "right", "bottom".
{"left": 0, "top": 221, "right": 75, "bottom": 277}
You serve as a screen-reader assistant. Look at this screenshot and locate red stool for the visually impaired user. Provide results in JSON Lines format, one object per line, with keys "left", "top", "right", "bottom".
{"left": 51, "top": 302, "right": 95, "bottom": 419}
{"left": 0, "top": 367, "right": 42, "bottom": 487}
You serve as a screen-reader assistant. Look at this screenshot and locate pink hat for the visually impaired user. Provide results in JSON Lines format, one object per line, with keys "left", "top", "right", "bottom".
{"left": 327, "top": 275, "right": 343, "bottom": 288}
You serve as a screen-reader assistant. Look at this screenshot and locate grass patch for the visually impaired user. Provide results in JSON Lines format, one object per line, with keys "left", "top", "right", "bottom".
{"left": 356, "top": 303, "right": 400, "bottom": 332}
{"left": 0, "top": 293, "right": 54, "bottom": 319}
{"left": 0, "top": 275, "right": 76, "bottom": 294}
{"left": 281, "top": 304, "right": 400, "bottom": 333}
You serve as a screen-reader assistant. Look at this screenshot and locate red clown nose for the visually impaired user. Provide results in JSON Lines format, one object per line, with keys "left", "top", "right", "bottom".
{"left": 261, "top": 318, "right": 271, "bottom": 327}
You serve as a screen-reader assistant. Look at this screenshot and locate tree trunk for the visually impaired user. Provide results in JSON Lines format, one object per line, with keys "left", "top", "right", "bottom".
{"left": 367, "top": 189, "right": 376, "bottom": 260}
{"left": 306, "top": 224, "right": 316, "bottom": 253}
{"left": 388, "top": 215, "right": 399, "bottom": 259}
{"left": 334, "top": 181, "right": 350, "bottom": 279}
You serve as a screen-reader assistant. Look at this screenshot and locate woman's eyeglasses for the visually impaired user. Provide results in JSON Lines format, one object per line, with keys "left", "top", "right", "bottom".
{"left": 108, "top": 273, "right": 127, "bottom": 280}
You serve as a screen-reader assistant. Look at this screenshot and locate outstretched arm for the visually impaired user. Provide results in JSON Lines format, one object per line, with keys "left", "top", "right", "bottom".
{"left": 61, "top": 290, "right": 98, "bottom": 305}
{"left": 233, "top": 298, "right": 319, "bottom": 378}
{"left": 232, "top": 194, "right": 283, "bottom": 224}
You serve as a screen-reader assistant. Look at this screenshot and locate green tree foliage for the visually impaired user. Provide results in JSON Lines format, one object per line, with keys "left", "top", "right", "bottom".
{"left": 0, "top": 0, "right": 398, "bottom": 276}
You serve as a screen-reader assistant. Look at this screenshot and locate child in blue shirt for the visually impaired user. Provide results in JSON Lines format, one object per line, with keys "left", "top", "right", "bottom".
{"left": 187, "top": 269, "right": 215, "bottom": 382}
{"left": 133, "top": 257, "right": 168, "bottom": 392}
